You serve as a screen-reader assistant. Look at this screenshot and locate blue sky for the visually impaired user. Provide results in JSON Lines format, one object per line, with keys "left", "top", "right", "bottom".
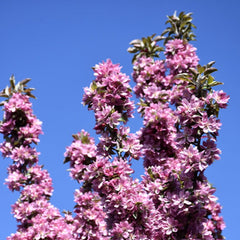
{"left": 0, "top": 1, "right": 239, "bottom": 239}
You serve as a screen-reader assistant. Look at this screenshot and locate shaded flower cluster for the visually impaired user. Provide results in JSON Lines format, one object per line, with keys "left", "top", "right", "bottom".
{"left": 131, "top": 37, "right": 228, "bottom": 239}
{"left": 0, "top": 93, "right": 74, "bottom": 239}
{"left": 64, "top": 60, "right": 153, "bottom": 238}
{"left": 83, "top": 59, "right": 134, "bottom": 134}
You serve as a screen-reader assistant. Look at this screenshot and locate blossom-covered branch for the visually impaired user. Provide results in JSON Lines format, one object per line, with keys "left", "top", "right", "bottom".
{"left": 0, "top": 77, "right": 74, "bottom": 239}
{"left": 1, "top": 11, "right": 229, "bottom": 240}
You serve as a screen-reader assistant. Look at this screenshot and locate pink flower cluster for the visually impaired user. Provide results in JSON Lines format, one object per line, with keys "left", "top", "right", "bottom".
{"left": 165, "top": 39, "right": 199, "bottom": 74}
{"left": 82, "top": 59, "right": 142, "bottom": 161}
{"left": 1, "top": 36, "right": 229, "bottom": 239}
{"left": 83, "top": 59, "right": 134, "bottom": 134}
{"left": 0, "top": 93, "right": 74, "bottom": 239}
{"left": 64, "top": 110, "right": 151, "bottom": 237}
{"left": 132, "top": 38, "right": 229, "bottom": 239}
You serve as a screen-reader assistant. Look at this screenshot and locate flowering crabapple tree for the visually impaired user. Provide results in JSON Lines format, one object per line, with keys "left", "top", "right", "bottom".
{"left": 0, "top": 12, "right": 229, "bottom": 239}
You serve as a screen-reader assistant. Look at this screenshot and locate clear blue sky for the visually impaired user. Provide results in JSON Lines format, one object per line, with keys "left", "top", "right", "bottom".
{"left": 0, "top": 1, "right": 239, "bottom": 239}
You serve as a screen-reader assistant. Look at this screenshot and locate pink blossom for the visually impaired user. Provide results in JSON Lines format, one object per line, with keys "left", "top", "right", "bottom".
{"left": 197, "top": 112, "right": 221, "bottom": 134}
{"left": 206, "top": 90, "right": 230, "bottom": 109}
{"left": 165, "top": 39, "right": 199, "bottom": 74}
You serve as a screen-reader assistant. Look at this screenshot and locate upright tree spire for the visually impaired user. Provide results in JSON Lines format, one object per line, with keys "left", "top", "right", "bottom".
{"left": 0, "top": 77, "right": 74, "bottom": 239}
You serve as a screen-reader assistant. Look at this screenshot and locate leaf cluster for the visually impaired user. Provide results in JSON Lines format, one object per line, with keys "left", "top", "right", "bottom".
{"left": 176, "top": 61, "right": 222, "bottom": 95}
{"left": 176, "top": 61, "right": 223, "bottom": 116}
{"left": 161, "top": 11, "right": 196, "bottom": 44}
{"left": 127, "top": 34, "right": 164, "bottom": 63}
{"left": 0, "top": 75, "right": 35, "bottom": 106}
{"left": 72, "top": 132, "right": 91, "bottom": 144}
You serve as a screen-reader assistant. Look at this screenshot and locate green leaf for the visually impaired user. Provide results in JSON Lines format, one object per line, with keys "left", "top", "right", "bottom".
{"left": 20, "top": 78, "right": 31, "bottom": 85}
{"left": 63, "top": 157, "right": 70, "bottom": 164}
{"left": 26, "top": 93, "right": 36, "bottom": 99}
{"left": 208, "top": 81, "right": 223, "bottom": 87}
{"left": 10, "top": 75, "right": 15, "bottom": 89}
{"left": 204, "top": 67, "right": 217, "bottom": 75}
{"left": 127, "top": 47, "right": 139, "bottom": 53}
{"left": 206, "top": 61, "right": 215, "bottom": 68}
{"left": 118, "top": 117, "right": 126, "bottom": 123}
{"left": 5, "top": 86, "right": 10, "bottom": 96}
{"left": 24, "top": 88, "right": 35, "bottom": 93}
{"left": 175, "top": 73, "right": 194, "bottom": 84}
{"left": 199, "top": 76, "right": 207, "bottom": 85}
{"left": 0, "top": 90, "right": 8, "bottom": 98}
{"left": 90, "top": 81, "right": 97, "bottom": 91}
{"left": 197, "top": 65, "right": 205, "bottom": 74}
{"left": 147, "top": 168, "right": 155, "bottom": 180}
{"left": 154, "top": 35, "right": 165, "bottom": 42}
{"left": 81, "top": 134, "right": 91, "bottom": 144}
{"left": 129, "top": 39, "right": 141, "bottom": 45}
{"left": 72, "top": 133, "right": 80, "bottom": 140}
{"left": 189, "top": 68, "right": 198, "bottom": 76}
